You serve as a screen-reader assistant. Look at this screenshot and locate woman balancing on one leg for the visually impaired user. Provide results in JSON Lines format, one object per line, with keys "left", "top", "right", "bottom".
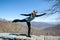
{"left": 12, "top": 10, "right": 46, "bottom": 37}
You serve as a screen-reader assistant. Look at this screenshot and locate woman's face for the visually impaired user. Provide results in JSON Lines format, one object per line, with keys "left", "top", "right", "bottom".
{"left": 32, "top": 12, "right": 37, "bottom": 15}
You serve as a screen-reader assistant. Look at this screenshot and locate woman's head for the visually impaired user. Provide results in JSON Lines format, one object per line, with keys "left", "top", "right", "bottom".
{"left": 32, "top": 10, "right": 38, "bottom": 15}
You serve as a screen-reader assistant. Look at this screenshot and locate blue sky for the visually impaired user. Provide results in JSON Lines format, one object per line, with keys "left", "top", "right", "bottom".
{"left": 0, "top": 0, "right": 59, "bottom": 22}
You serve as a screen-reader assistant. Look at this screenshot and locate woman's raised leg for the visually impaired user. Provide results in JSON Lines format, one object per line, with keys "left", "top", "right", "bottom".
{"left": 12, "top": 19, "right": 26, "bottom": 22}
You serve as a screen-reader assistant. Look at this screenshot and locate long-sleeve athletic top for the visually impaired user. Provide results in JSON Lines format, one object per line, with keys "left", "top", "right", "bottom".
{"left": 20, "top": 13, "right": 46, "bottom": 22}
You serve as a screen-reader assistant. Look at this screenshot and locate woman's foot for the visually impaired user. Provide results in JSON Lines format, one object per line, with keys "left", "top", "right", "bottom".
{"left": 27, "top": 35, "right": 31, "bottom": 38}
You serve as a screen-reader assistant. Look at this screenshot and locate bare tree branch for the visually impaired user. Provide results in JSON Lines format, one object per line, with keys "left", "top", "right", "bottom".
{"left": 43, "top": 0, "right": 60, "bottom": 15}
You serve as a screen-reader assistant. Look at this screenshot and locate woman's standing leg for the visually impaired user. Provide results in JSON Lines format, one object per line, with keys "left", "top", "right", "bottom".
{"left": 26, "top": 22, "right": 31, "bottom": 37}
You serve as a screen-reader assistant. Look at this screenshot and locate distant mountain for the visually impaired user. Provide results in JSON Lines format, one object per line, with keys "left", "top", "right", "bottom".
{"left": 40, "top": 25, "right": 60, "bottom": 36}
{"left": 44, "top": 25, "right": 60, "bottom": 30}
{"left": 31, "top": 22, "right": 53, "bottom": 27}
{"left": 0, "top": 18, "right": 7, "bottom": 22}
{"left": 46, "top": 22, "right": 60, "bottom": 25}
{"left": 20, "top": 22, "right": 57, "bottom": 29}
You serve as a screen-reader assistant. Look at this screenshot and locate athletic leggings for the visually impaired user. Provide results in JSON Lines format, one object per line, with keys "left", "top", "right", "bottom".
{"left": 12, "top": 19, "right": 31, "bottom": 36}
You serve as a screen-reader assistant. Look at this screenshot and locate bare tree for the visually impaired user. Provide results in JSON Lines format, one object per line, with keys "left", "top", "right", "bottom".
{"left": 43, "top": 0, "right": 60, "bottom": 15}
{"left": 44, "top": 0, "right": 60, "bottom": 21}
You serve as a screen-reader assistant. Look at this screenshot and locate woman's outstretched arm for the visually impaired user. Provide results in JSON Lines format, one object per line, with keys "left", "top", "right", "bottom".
{"left": 20, "top": 14, "right": 31, "bottom": 16}
{"left": 35, "top": 13, "right": 46, "bottom": 17}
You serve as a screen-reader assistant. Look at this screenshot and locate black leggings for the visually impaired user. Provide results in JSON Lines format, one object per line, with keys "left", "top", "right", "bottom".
{"left": 12, "top": 19, "right": 31, "bottom": 36}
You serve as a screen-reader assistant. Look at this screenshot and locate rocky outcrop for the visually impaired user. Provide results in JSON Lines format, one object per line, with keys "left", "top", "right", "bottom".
{"left": 0, "top": 33, "right": 60, "bottom": 40}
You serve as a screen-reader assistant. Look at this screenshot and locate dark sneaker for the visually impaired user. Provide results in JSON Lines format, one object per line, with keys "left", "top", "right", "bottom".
{"left": 27, "top": 35, "right": 31, "bottom": 38}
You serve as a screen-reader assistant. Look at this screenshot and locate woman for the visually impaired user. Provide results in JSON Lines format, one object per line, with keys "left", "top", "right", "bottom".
{"left": 12, "top": 10, "right": 46, "bottom": 37}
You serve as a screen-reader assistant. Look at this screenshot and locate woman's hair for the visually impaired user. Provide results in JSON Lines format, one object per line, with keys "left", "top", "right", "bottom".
{"left": 33, "top": 10, "right": 38, "bottom": 13}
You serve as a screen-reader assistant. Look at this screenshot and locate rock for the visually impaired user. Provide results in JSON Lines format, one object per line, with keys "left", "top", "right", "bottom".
{"left": 0, "top": 33, "right": 60, "bottom": 40}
